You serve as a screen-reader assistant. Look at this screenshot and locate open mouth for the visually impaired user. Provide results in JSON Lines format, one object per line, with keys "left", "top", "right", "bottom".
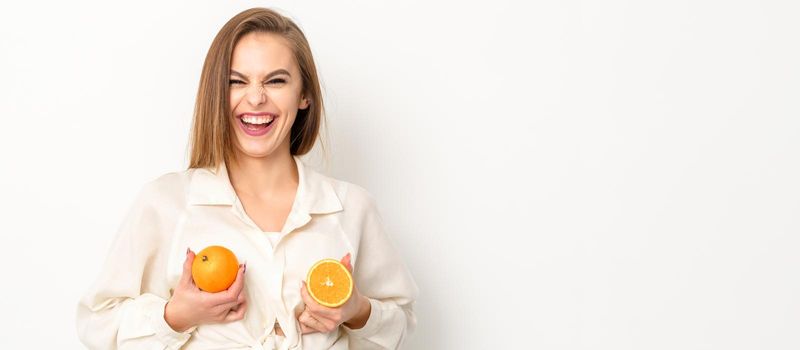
{"left": 236, "top": 113, "right": 278, "bottom": 136}
{"left": 240, "top": 116, "right": 275, "bottom": 131}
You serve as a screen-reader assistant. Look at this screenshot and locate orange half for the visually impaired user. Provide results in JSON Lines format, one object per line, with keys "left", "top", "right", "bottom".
{"left": 306, "top": 259, "right": 353, "bottom": 308}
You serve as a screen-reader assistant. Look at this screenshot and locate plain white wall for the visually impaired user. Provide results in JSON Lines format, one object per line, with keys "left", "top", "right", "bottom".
{"left": 1, "top": 0, "right": 798, "bottom": 348}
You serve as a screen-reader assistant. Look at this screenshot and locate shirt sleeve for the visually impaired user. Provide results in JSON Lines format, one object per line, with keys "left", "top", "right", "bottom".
{"left": 343, "top": 188, "right": 420, "bottom": 349}
{"left": 76, "top": 180, "right": 194, "bottom": 349}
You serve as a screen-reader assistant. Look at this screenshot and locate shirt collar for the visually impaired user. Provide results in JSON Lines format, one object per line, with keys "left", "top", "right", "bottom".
{"left": 187, "top": 155, "right": 343, "bottom": 217}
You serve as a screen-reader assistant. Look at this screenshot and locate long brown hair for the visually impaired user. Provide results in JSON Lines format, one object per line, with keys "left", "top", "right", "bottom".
{"left": 187, "top": 7, "right": 326, "bottom": 169}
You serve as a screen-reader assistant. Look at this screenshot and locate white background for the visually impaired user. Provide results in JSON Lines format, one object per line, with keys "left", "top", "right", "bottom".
{"left": 1, "top": 0, "right": 798, "bottom": 349}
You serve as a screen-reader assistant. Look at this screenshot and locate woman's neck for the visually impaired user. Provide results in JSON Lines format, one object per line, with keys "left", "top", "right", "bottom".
{"left": 227, "top": 150, "right": 298, "bottom": 199}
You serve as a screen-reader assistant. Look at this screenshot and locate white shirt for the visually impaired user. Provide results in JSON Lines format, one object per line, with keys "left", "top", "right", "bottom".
{"left": 263, "top": 232, "right": 281, "bottom": 250}
{"left": 76, "top": 155, "right": 419, "bottom": 350}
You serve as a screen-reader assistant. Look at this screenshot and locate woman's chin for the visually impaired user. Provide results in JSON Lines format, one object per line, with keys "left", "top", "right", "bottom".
{"left": 242, "top": 149, "right": 275, "bottom": 159}
{"left": 234, "top": 143, "right": 277, "bottom": 159}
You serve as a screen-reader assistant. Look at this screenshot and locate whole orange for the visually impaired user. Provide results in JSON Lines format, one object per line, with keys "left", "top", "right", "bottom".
{"left": 191, "top": 245, "right": 239, "bottom": 293}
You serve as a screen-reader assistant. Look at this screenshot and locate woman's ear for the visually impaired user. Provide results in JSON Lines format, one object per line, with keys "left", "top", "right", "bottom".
{"left": 299, "top": 95, "right": 311, "bottom": 110}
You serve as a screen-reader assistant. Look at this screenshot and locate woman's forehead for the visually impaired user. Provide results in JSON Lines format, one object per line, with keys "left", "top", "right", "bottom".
{"left": 231, "top": 32, "right": 298, "bottom": 76}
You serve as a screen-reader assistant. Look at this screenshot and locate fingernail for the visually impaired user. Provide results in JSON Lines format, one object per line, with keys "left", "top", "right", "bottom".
{"left": 243, "top": 263, "right": 247, "bottom": 274}
{"left": 186, "top": 247, "right": 190, "bottom": 255}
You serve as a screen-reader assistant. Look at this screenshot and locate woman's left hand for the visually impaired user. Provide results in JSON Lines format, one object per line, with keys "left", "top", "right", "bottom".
{"left": 298, "top": 253, "right": 372, "bottom": 334}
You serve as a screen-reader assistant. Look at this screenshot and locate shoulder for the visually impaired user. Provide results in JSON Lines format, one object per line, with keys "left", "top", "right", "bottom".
{"left": 112, "top": 170, "right": 194, "bottom": 238}
{"left": 300, "top": 161, "right": 378, "bottom": 212}
{"left": 134, "top": 169, "right": 194, "bottom": 209}
{"left": 325, "top": 175, "right": 380, "bottom": 215}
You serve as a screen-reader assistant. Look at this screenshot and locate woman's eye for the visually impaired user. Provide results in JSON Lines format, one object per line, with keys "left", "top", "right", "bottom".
{"left": 228, "top": 78, "right": 285, "bottom": 86}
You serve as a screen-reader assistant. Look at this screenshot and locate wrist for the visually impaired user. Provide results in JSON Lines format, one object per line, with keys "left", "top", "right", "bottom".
{"left": 164, "top": 301, "right": 192, "bottom": 333}
{"left": 343, "top": 296, "right": 371, "bottom": 329}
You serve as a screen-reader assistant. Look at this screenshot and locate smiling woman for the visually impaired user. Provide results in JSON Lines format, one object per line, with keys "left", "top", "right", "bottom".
{"left": 226, "top": 33, "right": 310, "bottom": 156}
{"left": 189, "top": 9, "right": 323, "bottom": 169}
{"left": 76, "top": 7, "right": 418, "bottom": 350}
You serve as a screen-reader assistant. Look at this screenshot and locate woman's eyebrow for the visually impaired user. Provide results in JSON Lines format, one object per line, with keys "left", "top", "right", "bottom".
{"left": 230, "top": 69, "right": 291, "bottom": 80}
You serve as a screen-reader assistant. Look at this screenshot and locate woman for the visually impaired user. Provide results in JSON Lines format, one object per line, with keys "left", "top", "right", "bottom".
{"left": 76, "top": 7, "right": 418, "bottom": 350}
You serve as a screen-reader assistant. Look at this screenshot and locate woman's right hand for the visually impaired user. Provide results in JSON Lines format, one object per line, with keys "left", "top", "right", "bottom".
{"left": 164, "top": 249, "right": 247, "bottom": 332}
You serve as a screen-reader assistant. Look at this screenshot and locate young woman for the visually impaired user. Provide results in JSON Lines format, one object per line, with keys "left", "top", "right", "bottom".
{"left": 77, "top": 8, "right": 418, "bottom": 350}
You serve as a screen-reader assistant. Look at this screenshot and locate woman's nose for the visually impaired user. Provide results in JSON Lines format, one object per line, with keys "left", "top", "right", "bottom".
{"left": 246, "top": 84, "right": 267, "bottom": 106}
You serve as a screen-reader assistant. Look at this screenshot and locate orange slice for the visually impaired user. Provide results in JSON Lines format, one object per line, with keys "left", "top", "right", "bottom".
{"left": 306, "top": 258, "right": 353, "bottom": 307}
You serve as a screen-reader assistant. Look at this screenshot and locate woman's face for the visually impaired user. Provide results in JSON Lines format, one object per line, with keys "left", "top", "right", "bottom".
{"left": 229, "top": 32, "right": 309, "bottom": 160}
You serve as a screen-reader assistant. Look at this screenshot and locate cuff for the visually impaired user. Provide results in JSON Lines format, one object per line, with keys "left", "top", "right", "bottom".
{"left": 344, "top": 297, "right": 383, "bottom": 339}
{"left": 143, "top": 296, "right": 195, "bottom": 349}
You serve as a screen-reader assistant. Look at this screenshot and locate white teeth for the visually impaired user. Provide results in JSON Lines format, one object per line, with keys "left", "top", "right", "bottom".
{"left": 241, "top": 115, "right": 274, "bottom": 124}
